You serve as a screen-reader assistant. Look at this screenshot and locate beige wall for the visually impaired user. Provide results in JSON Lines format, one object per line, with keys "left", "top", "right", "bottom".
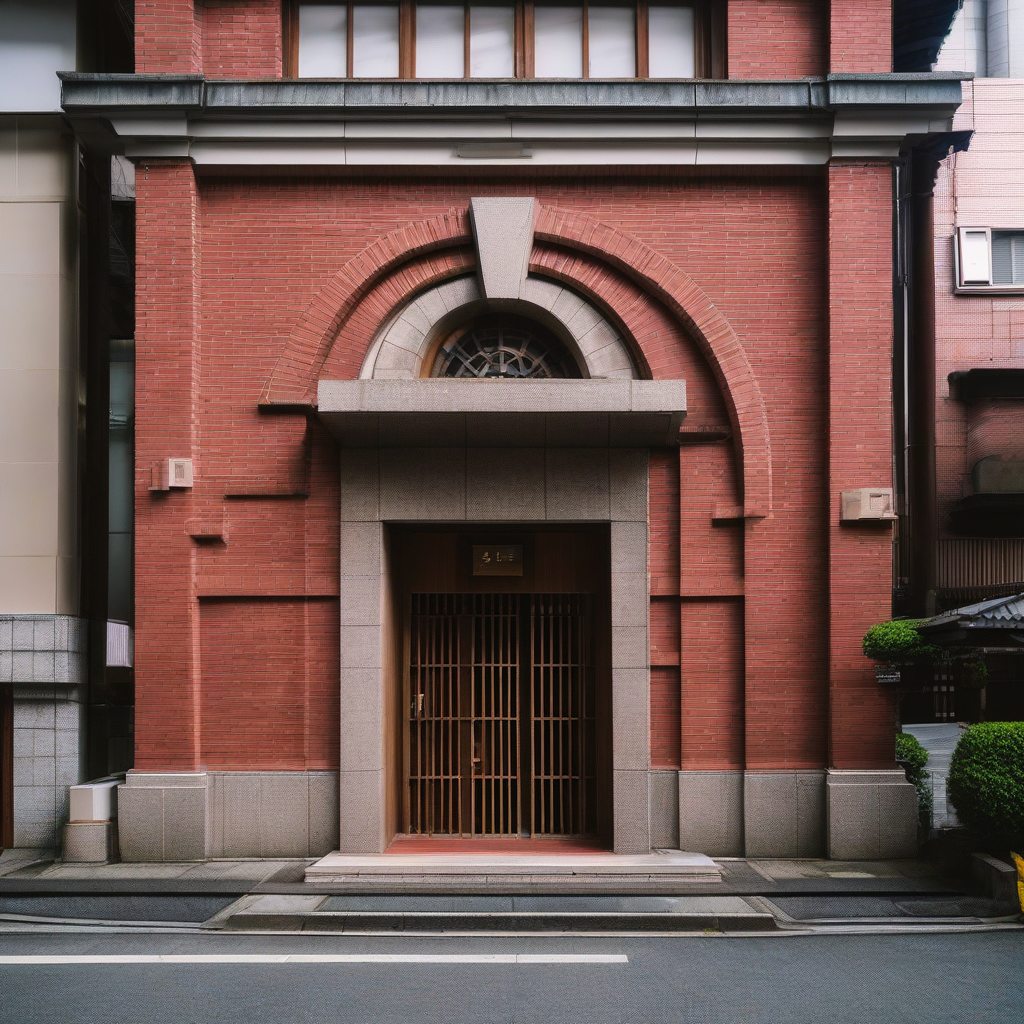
{"left": 0, "top": 115, "right": 79, "bottom": 614}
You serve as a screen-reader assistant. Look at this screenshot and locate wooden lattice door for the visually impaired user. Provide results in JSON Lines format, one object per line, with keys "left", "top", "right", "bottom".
{"left": 406, "top": 593, "right": 594, "bottom": 837}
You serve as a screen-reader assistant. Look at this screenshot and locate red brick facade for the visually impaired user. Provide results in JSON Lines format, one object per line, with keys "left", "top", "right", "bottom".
{"left": 133, "top": 167, "right": 895, "bottom": 775}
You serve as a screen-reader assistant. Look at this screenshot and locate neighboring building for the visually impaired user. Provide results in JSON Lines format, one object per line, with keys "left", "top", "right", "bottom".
{"left": 895, "top": 0, "right": 1024, "bottom": 724}
{"left": 0, "top": 1, "right": 133, "bottom": 851}
{"left": 8, "top": 1, "right": 964, "bottom": 864}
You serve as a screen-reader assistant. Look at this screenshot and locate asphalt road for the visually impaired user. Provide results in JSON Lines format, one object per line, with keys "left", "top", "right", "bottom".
{"left": 0, "top": 929, "right": 1020, "bottom": 1023}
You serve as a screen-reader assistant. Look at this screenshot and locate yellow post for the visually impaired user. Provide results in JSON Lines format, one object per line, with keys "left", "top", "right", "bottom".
{"left": 1012, "top": 852, "right": 1024, "bottom": 914}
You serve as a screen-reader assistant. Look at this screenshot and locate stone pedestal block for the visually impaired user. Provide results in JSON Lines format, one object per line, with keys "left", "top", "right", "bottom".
{"left": 826, "top": 770, "right": 918, "bottom": 860}
{"left": 117, "top": 770, "right": 340, "bottom": 861}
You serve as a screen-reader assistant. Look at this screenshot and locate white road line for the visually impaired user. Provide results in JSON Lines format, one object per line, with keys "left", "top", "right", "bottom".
{"left": 0, "top": 953, "right": 628, "bottom": 965}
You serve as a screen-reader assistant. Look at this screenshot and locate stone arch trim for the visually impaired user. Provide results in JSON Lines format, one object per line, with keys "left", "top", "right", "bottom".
{"left": 361, "top": 274, "right": 638, "bottom": 380}
{"left": 262, "top": 203, "right": 771, "bottom": 514}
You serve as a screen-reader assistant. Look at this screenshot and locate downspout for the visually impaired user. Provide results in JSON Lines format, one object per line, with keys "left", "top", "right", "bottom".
{"left": 903, "top": 132, "right": 972, "bottom": 617}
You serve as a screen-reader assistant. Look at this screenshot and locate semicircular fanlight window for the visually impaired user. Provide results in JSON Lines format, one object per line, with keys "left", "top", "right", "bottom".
{"left": 433, "top": 320, "right": 581, "bottom": 379}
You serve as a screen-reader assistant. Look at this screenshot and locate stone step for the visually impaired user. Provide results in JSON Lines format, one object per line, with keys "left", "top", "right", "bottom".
{"left": 217, "top": 893, "right": 775, "bottom": 933}
{"left": 303, "top": 850, "right": 722, "bottom": 893}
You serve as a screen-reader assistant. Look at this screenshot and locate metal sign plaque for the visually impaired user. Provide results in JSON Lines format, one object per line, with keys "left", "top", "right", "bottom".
{"left": 472, "top": 544, "right": 524, "bottom": 576}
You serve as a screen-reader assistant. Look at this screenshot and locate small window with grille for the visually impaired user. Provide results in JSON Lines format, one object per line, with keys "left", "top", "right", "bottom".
{"left": 431, "top": 316, "right": 583, "bottom": 378}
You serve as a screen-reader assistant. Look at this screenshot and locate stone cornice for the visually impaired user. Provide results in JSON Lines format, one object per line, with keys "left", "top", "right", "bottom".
{"left": 60, "top": 72, "right": 967, "bottom": 165}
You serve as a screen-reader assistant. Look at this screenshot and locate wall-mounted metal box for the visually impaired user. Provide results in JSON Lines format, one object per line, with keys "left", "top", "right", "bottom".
{"left": 841, "top": 488, "right": 897, "bottom": 522}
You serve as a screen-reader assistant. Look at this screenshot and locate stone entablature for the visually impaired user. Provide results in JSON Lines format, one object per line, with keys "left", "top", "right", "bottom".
{"left": 61, "top": 74, "right": 967, "bottom": 165}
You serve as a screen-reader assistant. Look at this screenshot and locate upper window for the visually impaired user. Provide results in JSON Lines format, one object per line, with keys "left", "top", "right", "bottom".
{"left": 956, "top": 227, "right": 1024, "bottom": 291}
{"left": 288, "top": 2, "right": 721, "bottom": 79}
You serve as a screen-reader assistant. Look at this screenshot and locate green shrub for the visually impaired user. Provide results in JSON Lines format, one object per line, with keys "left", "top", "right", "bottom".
{"left": 863, "top": 620, "right": 936, "bottom": 662}
{"left": 896, "top": 732, "right": 932, "bottom": 828}
{"left": 947, "top": 722, "right": 1024, "bottom": 841}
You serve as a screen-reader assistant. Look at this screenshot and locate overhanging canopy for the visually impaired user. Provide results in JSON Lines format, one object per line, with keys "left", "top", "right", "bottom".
{"left": 317, "top": 378, "right": 687, "bottom": 447}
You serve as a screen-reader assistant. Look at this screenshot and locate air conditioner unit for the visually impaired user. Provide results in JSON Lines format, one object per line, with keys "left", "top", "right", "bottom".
{"left": 151, "top": 458, "right": 194, "bottom": 490}
{"left": 841, "top": 488, "right": 896, "bottom": 522}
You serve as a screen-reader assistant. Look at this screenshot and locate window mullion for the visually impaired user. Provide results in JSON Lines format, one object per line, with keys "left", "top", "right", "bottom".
{"left": 464, "top": 4, "right": 471, "bottom": 78}
{"left": 636, "top": 2, "right": 649, "bottom": 79}
{"left": 346, "top": 2, "right": 354, "bottom": 78}
{"left": 581, "top": 1, "right": 589, "bottom": 79}
{"left": 522, "top": 2, "right": 534, "bottom": 78}
{"left": 400, "top": 0, "right": 414, "bottom": 77}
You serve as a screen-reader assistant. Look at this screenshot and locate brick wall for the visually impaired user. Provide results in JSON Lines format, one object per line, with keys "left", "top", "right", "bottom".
{"left": 199, "top": 599, "right": 338, "bottom": 769}
{"left": 727, "top": 0, "right": 827, "bottom": 79}
{"left": 830, "top": 0, "right": 892, "bottom": 73}
{"left": 201, "top": 0, "right": 282, "bottom": 77}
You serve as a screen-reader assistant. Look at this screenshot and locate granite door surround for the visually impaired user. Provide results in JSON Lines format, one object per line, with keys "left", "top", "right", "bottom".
{"left": 336, "top": 444, "right": 654, "bottom": 854}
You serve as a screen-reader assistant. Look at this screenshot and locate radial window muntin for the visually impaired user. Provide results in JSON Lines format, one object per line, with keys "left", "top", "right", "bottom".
{"left": 431, "top": 316, "right": 583, "bottom": 379}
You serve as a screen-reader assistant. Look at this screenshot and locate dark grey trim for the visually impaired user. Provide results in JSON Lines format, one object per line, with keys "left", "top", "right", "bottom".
{"left": 61, "top": 73, "right": 965, "bottom": 119}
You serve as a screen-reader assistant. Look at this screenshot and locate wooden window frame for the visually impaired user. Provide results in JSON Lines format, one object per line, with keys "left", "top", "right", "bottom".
{"left": 284, "top": 0, "right": 723, "bottom": 80}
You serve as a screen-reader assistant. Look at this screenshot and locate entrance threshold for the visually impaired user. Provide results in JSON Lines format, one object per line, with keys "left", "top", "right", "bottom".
{"left": 385, "top": 836, "right": 607, "bottom": 856}
{"left": 305, "top": 849, "right": 722, "bottom": 892}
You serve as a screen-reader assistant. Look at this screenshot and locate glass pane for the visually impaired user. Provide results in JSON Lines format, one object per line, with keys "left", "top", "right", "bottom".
{"left": 992, "top": 231, "right": 1024, "bottom": 285}
{"left": 417, "top": 6, "right": 465, "bottom": 77}
{"left": 535, "top": 6, "right": 583, "bottom": 77}
{"left": 353, "top": 5, "right": 400, "bottom": 77}
{"left": 469, "top": 6, "right": 515, "bottom": 77}
{"left": 648, "top": 6, "right": 695, "bottom": 78}
{"left": 588, "top": 7, "right": 635, "bottom": 78}
{"left": 298, "top": 5, "right": 348, "bottom": 77}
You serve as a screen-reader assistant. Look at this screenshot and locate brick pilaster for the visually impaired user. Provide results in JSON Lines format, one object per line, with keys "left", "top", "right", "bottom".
{"left": 828, "top": 161, "right": 897, "bottom": 769}
{"left": 830, "top": 0, "right": 892, "bottom": 73}
{"left": 135, "top": 0, "right": 202, "bottom": 73}
{"left": 134, "top": 161, "right": 201, "bottom": 770}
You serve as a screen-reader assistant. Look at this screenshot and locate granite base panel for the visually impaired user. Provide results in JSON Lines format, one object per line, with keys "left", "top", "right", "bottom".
{"left": 649, "top": 770, "right": 680, "bottom": 850}
{"left": 118, "top": 771, "right": 340, "bottom": 862}
{"left": 743, "top": 771, "right": 826, "bottom": 858}
{"left": 826, "top": 770, "right": 919, "bottom": 860}
{"left": 678, "top": 771, "right": 744, "bottom": 857}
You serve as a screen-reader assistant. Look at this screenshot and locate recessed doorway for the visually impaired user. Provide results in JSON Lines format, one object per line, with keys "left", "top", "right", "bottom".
{"left": 388, "top": 526, "right": 612, "bottom": 845}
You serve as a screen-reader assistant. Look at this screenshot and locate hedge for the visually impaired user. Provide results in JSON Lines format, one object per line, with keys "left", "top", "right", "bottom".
{"left": 896, "top": 732, "right": 932, "bottom": 828}
{"left": 947, "top": 722, "right": 1024, "bottom": 840}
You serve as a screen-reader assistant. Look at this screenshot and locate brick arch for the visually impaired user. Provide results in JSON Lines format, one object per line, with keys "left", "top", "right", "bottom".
{"left": 261, "top": 204, "right": 772, "bottom": 514}
{"left": 533, "top": 206, "right": 771, "bottom": 517}
{"left": 260, "top": 207, "right": 472, "bottom": 406}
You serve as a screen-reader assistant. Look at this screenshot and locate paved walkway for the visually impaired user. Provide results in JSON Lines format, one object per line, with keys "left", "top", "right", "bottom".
{"left": 902, "top": 722, "right": 966, "bottom": 827}
{"left": 0, "top": 852, "right": 957, "bottom": 895}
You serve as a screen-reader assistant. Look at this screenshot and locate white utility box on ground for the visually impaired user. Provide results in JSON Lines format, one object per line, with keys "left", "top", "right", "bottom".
{"left": 64, "top": 778, "right": 122, "bottom": 863}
